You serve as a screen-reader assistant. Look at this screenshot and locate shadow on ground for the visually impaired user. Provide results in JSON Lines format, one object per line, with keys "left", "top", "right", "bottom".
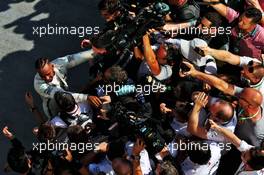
{"left": 0, "top": 0, "right": 103, "bottom": 174}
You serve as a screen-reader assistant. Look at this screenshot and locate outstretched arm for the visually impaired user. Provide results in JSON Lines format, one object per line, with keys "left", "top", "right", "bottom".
{"left": 187, "top": 92, "right": 209, "bottom": 139}
{"left": 202, "top": 0, "right": 228, "bottom": 18}
{"left": 54, "top": 49, "right": 96, "bottom": 69}
{"left": 25, "top": 92, "right": 47, "bottom": 124}
{"left": 132, "top": 139, "right": 144, "bottom": 175}
{"left": 180, "top": 61, "right": 235, "bottom": 96}
{"left": 209, "top": 120, "right": 241, "bottom": 148}
{"left": 200, "top": 46, "right": 240, "bottom": 65}
{"left": 2, "top": 126, "right": 25, "bottom": 149}
{"left": 33, "top": 80, "right": 102, "bottom": 108}
{"left": 143, "top": 34, "right": 161, "bottom": 76}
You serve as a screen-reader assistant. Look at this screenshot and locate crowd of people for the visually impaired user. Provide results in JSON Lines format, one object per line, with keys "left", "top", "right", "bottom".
{"left": 3, "top": 0, "right": 264, "bottom": 174}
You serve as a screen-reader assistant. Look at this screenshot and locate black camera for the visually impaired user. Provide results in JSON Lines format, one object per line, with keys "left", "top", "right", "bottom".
{"left": 91, "top": 1, "right": 170, "bottom": 67}
{"left": 194, "top": 47, "right": 205, "bottom": 57}
{"left": 110, "top": 101, "right": 166, "bottom": 153}
{"left": 136, "top": 123, "right": 166, "bottom": 153}
{"left": 180, "top": 62, "right": 191, "bottom": 72}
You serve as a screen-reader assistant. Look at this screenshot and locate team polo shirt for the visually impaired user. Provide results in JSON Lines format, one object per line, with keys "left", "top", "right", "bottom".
{"left": 226, "top": 8, "right": 264, "bottom": 59}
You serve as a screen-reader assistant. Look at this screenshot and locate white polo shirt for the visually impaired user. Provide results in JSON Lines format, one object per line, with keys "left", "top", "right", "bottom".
{"left": 206, "top": 114, "right": 237, "bottom": 142}
{"left": 50, "top": 102, "right": 93, "bottom": 128}
{"left": 181, "top": 141, "right": 222, "bottom": 175}
{"left": 165, "top": 38, "right": 217, "bottom": 75}
{"left": 234, "top": 141, "right": 264, "bottom": 175}
{"left": 125, "top": 141, "right": 152, "bottom": 175}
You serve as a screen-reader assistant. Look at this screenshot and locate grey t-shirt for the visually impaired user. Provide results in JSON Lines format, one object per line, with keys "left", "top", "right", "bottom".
{"left": 234, "top": 86, "right": 264, "bottom": 146}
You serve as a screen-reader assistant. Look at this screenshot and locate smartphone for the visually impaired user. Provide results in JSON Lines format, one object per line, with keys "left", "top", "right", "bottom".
{"left": 194, "top": 47, "right": 205, "bottom": 57}
{"left": 180, "top": 62, "right": 190, "bottom": 72}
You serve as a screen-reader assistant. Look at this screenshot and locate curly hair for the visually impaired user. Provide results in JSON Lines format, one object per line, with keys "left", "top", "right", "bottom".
{"left": 105, "top": 66, "right": 128, "bottom": 84}
{"left": 37, "top": 123, "right": 56, "bottom": 142}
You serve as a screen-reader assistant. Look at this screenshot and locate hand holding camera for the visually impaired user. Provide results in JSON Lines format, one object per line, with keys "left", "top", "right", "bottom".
{"left": 179, "top": 61, "right": 196, "bottom": 77}
{"left": 194, "top": 47, "right": 204, "bottom": 56}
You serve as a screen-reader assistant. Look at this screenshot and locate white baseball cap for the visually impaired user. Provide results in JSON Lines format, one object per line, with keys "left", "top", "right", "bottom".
{"left": 180, "top": 38, "right": 208, "bottom": 62}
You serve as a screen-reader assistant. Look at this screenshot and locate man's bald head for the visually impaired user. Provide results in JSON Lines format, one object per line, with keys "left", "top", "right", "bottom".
{"left": 240, "top": 88, "right": 263, "bottom": 108}
{"left": 210, "top": 100, "right": 234, "bottom": 123}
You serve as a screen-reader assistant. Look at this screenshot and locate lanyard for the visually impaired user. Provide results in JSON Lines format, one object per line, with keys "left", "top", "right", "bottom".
{"left": 238, "top": 108, "right": 261, "bottom": 121}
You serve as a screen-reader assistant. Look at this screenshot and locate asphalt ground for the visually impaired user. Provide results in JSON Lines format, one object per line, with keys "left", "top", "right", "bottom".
{"left": 0, "top": 0, "right": 103, "bottom": 174}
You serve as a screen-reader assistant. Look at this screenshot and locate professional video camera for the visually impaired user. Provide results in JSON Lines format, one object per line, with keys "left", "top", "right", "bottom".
{"left": 92, "top": 1, "right": 170, "bottom": 67}
{"left": 109, "top": 101, "right": 167, "bottom": 154}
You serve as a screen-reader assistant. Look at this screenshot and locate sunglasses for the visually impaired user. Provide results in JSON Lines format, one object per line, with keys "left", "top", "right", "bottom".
{"left": 247, "top": 60, "right": 254, "bottom": 73}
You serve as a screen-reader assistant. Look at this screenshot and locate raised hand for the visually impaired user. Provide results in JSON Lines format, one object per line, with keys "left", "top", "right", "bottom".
{"left": 194, "top": 92, "right": 208, "bottom": 110}
{"left": 179, "top": 61, "right": 196, "bottom": 77}
{"left": 87, "top": 96, "right": 102, "bottom": 108}
{"left": 2, "top": 126, "right": 14, "bottom": 140}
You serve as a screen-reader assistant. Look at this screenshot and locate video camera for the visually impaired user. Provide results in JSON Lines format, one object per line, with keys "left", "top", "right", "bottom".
{"left": 91, "top": 1, "right": 170, "bottom": 67}
{"left": 109, "top": 101, "right": 167, "bottom": 154}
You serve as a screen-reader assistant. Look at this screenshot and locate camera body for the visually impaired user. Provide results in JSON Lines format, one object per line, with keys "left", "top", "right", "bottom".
{"left": 194, "top": 47, "right": 205, "bottom": 57}
{"left": 111, "top": 101, "right": 166, "bottom": 153}
{"left": 92, "top": 1, "right": 170, "bottom": 67}
{"left": 137, "top": 122, "right": 166, "bottom": 153}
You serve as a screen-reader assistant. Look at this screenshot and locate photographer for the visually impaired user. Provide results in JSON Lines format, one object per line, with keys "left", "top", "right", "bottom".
{"left": 179, "top": 61, "right": 264, "bottom": 147}
{"left": 135, "top": 33, "right": 173, "bottom": 82}
{"left": 90, "top": 138, "right": 147, "bottom": 175}
{"left": 160, "top": 100, "right": 196, "bottom": 138}
{"left": 162, "top": 0, "right": 200, "bottom": 32}
{"left": 87, "top": 138, "right": 126, "bottom": 174}
{"left": 50, "top": 91, "right": 96, "bottom": 130}
{"left": 203, "top": 1, "right": 264, "bottom": 59}
{"left": 180, "top": 140, "right": 222, "bottom": 175}
{"left": 98, "top": 0, "right": 133, "bottom": 31}
{"left": 177, "top": 11, "right": 229, "bottom": 50}
{"left": 209, "top": 119, "right": 264, "bottom": 174}
{"left": 26, "top": 90, "right": 96, "bottom": 131}
{"left": 196, "top": 11, "right": 229, "bottom": 50}
{"left": 165, "top": 38, "right": 217, "bottom": 76}
{"left": 83, "top": 1, "right": 171, "bottom": 75}
{"left": 25, "top": 92, "right": 69, "bottom": 142}
{"left": 2, "top": 126, "right": 61, "bottom": 175}
{"left": 199, "top": 46, "right": 264, "bottom": 96}
{"left": 187, "top": 92, "right": 236, "bottom": 142}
